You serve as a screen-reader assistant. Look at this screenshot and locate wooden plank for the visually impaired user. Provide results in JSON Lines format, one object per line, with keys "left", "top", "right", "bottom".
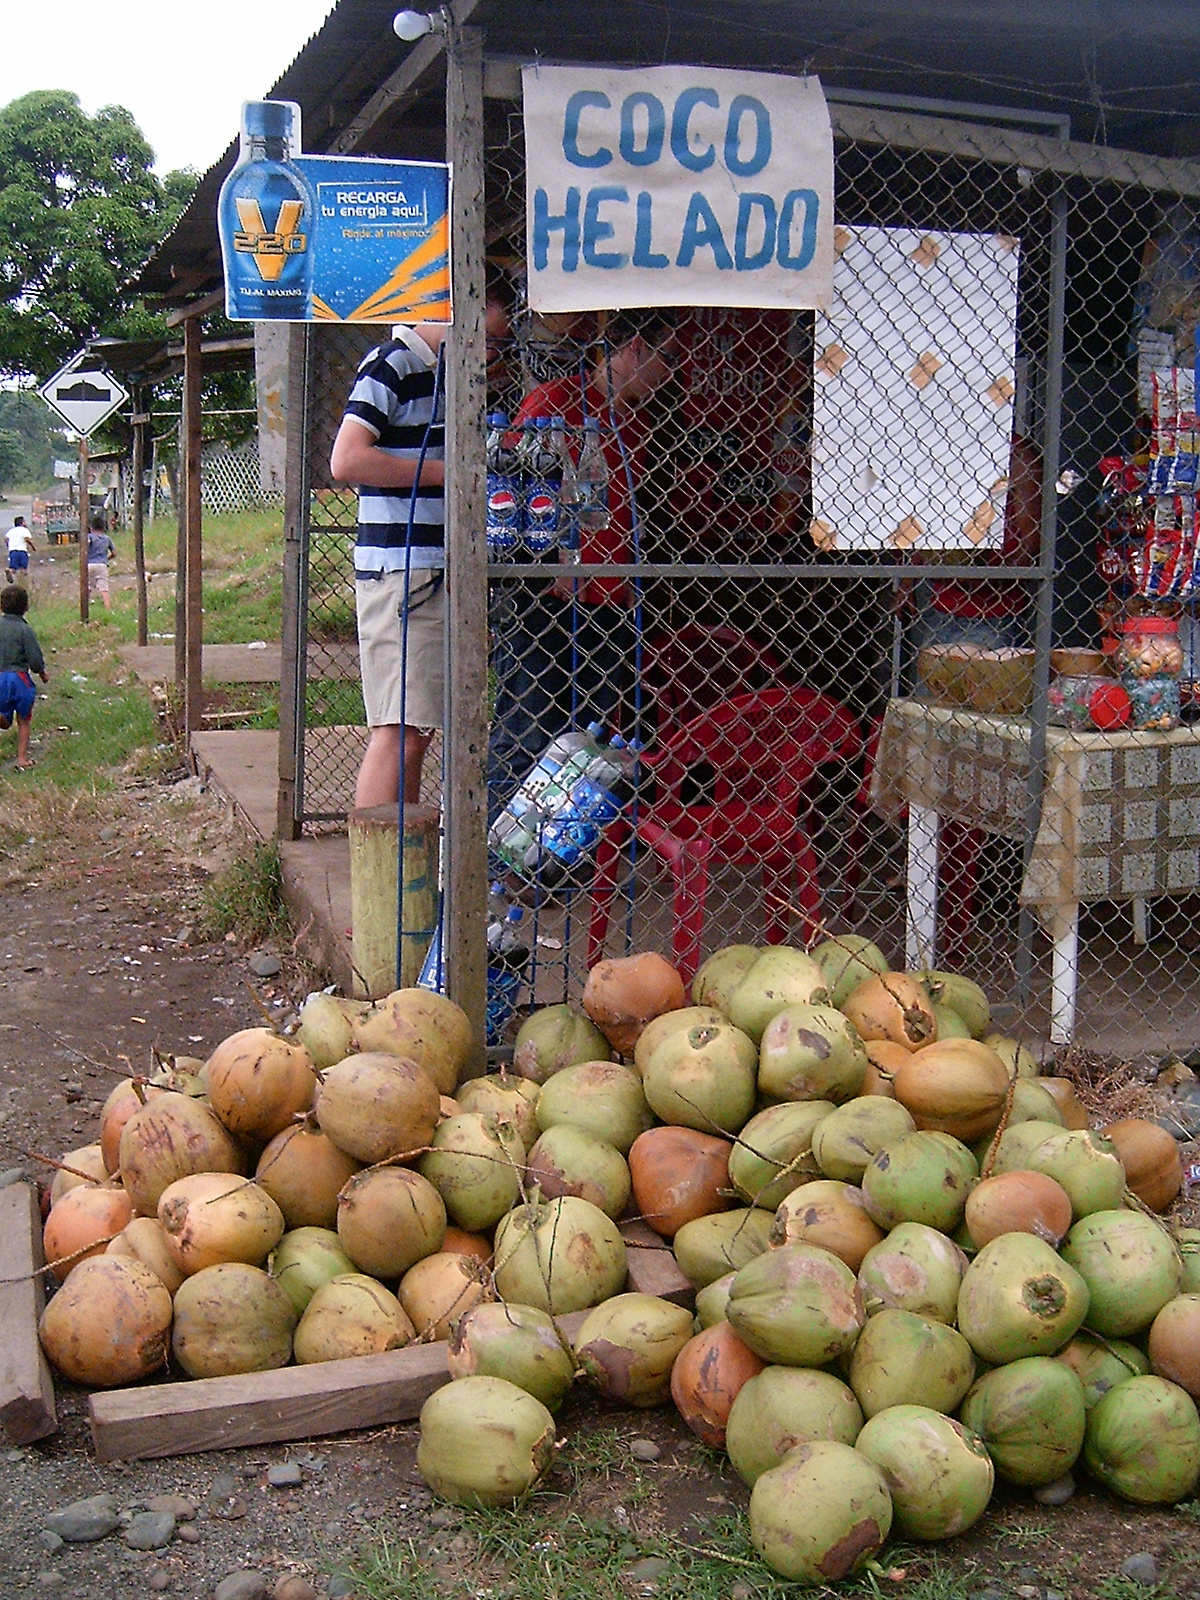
{"left": 182, "top": 315, "right": 204, "bottom": 742}
{"left": 443, "top": 20, "right": 490, "bottom": 1074}
{"left": 0, "top": 1183, "right": 57, "bottom": 1445}
{"left": 620, "top": 1217, "right": 695, "bottom": 1308}
{"left": 89, "top": 1309, "right": 591, "bottom": 1463}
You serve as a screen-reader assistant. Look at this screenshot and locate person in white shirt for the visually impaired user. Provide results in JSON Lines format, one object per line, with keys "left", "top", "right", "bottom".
{"left": 5, "top": 517, "right": 35, "bottom": 582}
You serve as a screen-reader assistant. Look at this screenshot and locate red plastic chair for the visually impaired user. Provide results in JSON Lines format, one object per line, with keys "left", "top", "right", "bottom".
{"left": 640, "top": 624, "right": 787, "bottom": 743}
{"left": 588, "top": 686, "right": 864, "bottom": 982}
{"left": 844, "top": 713, "right": 982, "bottom": 965}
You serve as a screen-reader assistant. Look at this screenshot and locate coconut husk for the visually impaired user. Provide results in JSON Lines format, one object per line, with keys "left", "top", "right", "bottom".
{"left": 1052, "top": 1047, "right": 1164, "bottom": 1126}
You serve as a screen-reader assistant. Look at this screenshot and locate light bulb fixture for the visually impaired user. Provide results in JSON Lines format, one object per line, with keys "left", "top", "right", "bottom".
{"left": 393, "top": 8, "right": 449, "bottom": 40}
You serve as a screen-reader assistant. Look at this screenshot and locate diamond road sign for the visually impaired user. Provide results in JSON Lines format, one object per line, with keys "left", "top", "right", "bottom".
{"left": 39, "top": 357, "right": 128, "bottom": 437}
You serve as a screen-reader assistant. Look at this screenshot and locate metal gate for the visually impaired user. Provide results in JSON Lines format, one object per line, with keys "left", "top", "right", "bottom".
{"left": 283, "top": 89, "right": 1200, "bottom": 1063}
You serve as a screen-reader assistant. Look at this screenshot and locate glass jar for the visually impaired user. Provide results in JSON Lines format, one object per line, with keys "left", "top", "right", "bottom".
{"left": 1117, "top": 616, "right": 1184, "bottom": 731}
{"left": 1048, "top": 673, "right": 1116, "bottom": 730}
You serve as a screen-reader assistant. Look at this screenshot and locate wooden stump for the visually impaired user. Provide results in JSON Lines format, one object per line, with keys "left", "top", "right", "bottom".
{"left": 348, "top": 802, "right": 439, "bottom": 998}
{"left": 0, "top": 1182, "right": 56, "bottom": 1444}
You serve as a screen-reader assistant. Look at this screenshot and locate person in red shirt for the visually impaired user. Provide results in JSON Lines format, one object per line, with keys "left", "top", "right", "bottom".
{"left": 487, "top": 309, "right": 679, "bottom": 815}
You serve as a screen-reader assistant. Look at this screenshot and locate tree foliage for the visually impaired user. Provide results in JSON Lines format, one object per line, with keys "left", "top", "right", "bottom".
{"left": 0, "top": 389, "right": 70, "bottom": 488}
{"left": 0, "top": 90, "right": 189, "bottom": 382}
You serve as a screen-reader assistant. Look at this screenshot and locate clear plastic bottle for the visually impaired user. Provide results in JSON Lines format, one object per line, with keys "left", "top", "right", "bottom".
{"left": 219, "top": 101, "right": 315, "bottom": 321}
{"left": 530, "top": 734, "right": 639, "bottom": 883}
{"left": 572, "top": 417, "right": 611, "bottom": 557}
{"left": 487, "top": 721, "right": 605, "bottom": 873}
{"left": 485, "top": 904, "right": 530, "bottom": 1046}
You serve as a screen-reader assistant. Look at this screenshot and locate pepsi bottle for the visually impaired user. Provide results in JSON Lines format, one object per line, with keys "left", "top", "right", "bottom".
{"left": 485, "top": 411, "right": 521, "bottom": 560}
{"left": 523, "top": 416, "right": 562, "bottom": 558}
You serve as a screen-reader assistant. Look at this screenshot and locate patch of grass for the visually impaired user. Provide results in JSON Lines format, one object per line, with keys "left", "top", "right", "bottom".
{"left": 198, "top": 839, "right": 290, "bottom": 945}
{"left": 1094, "top": 1578, "right": 1170, "bottom": 1600}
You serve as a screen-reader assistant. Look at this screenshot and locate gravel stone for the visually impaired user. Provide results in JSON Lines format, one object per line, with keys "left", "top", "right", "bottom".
{"left": 249, "top": 952, "right": 282, "bottom": 978}
{"left": 209, "top": 1473, "right": 240, "bottom": 1500}
{"left": 327, "top": 1578, "right": 357, "bottom": 1598}
{"left": 176, "top": 1523, "right": 202, "bottom": 1544}
{"left": 1121, "top": 1553, "right": 1160, "bottom": 1586}
{"left": 37, "top": 1531, "right": 64, "bottom": 1554}
{"left": 44, "top": 1493, "right": 121, "bottom": 1543}
{"left": 148, "top": 1571, "right": 173, "bottom": 1592}
{"left": 123, "top": 1511, "right": 177, "bottom": 1550}
{"left": 35, "top": 1572, "right": 63, "bottom": 1588}
{"left": 144, "top": 1495, "right": 196, "bottom": 1520}
{"left": 214, "top": 1572, "right": 270, "bottom": 1600}
{"left": 429, "top": 1509, "right": 458, "bottom": 1528}
{"left": 266, "top": 1463, "right": 303, "bottom": 1489}
{"left": 629, "top": 1438, "right": 660, "bottom": 1461}
{"left": 624, "top": 1557, "right": 670, "bottom": 1582}
{"left": 1033, "top": 1472, "right": 1076, "bottom": 1506}
{"left": 272, "top": 1580, "right": 319, "bottom": 1600}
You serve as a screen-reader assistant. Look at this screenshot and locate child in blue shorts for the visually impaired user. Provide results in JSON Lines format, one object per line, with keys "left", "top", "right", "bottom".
{"left": 0, "top": 584, "right": 48, "bottom": 770}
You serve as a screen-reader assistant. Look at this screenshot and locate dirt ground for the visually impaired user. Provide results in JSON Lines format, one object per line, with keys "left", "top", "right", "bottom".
{"left": 5, "top": 543, "right": 1200, "bottom": 1599}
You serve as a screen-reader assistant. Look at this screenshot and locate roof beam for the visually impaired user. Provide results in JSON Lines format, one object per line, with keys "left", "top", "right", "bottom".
{"left": 329, "top": 0, "right": 487, "bottom": 154}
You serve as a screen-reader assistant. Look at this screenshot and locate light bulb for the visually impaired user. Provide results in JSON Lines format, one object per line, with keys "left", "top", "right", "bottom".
{"left": 394, "top": 9, "right": 433, "bottom": 39}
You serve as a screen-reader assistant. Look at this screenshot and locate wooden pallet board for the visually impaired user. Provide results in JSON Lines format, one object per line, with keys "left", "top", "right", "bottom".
{"left": 0, "top": 1183, "right": 57, "bottom": 1444}
{"left": 89, "top": 1227, "right": 695, "bottom": 1462}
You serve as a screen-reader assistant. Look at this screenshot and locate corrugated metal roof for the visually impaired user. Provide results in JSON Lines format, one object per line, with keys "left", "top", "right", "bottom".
{"left": 137, "top": 0, "right": 1200, "bottom": 305}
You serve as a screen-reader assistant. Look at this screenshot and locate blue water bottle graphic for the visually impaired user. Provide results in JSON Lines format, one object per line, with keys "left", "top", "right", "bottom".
{"left": 219, "top": 100, "right": 315, "bottom": 321}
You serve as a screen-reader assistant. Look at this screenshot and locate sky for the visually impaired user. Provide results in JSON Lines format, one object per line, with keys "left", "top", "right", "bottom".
{"left": 4, "top": 0, "right": 339, "bottom": 175}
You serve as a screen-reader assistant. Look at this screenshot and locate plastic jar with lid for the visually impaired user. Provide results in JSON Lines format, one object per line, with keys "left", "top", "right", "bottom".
{"left": 1117, "top": 616, "right": 1184, "bottom": 730}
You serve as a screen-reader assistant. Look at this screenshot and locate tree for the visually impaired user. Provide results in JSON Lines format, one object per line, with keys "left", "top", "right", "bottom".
{"left": 0, "top": 389, "right": 70, "bottom": 486}
{"left": 0, "top": 91, "right": 173, "bottom": 382}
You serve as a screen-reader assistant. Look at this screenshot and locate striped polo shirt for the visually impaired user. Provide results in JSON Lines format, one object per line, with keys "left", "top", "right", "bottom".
{"left": 343, "top": 327, "right": 445, "bottom": 574}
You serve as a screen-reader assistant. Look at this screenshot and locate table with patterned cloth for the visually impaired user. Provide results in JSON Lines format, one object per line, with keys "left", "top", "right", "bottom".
{"left": 870, "top": 697, "right": 1200, "bottom": 1042}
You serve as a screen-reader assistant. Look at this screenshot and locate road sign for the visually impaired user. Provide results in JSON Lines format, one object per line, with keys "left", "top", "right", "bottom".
{"left": 39, "top": 357, "right": 128, "bottom": 436}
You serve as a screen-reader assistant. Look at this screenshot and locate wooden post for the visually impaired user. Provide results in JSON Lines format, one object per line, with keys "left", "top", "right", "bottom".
{"left": 277, "top": 323, "right": 310, "bottom": 841}
{"left": 443, "top": 15, "right": 489, "bottom": 1072}
{"left": 77, "top": 434, "right": 89, "bottom": 623}
{"left": 182, "top": 315, "right": 204, "bottom": 742}
{"left": 131, "top": 386, "right": 148, "bottom": 647}
{"left": 174, "top": 409, "right": 186, "bottom": 695}
{"left": 0, "top": 1183, "right": 56, "bottom": 1444}
{"left": 347, "top": 802, "right": 439, "bottom": 997}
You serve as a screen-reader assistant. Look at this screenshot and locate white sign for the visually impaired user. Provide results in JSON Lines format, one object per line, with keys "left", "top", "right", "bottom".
{"left": 523, "top": 64, "right": 834, "bottom": 313}
{"left": 810, "top": 226, "right": 1021, "bottom": 552}
{"left": 39, "top": 358, "right": 128, "bottom": 437}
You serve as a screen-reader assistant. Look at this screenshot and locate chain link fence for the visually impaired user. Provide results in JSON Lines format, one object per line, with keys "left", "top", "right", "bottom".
{"left": 286, "top": 92, "right": 1200, "bottom": 1064}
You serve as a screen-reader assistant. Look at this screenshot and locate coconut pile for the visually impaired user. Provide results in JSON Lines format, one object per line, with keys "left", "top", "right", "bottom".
{"left": 30, "top": 938, "right": 1200, "bottom": 1588}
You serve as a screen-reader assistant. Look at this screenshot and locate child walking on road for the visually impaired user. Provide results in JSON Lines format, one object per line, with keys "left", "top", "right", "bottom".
{"left": 0, "top": 585, "right": 48, "bottom": 770}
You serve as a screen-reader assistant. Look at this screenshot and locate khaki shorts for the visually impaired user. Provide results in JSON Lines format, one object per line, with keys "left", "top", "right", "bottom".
{"left": 356, "top": 568, "right": 445, "bottom": 729}
{"left": 87, "top": 562, "right": 110, "bottom": 596}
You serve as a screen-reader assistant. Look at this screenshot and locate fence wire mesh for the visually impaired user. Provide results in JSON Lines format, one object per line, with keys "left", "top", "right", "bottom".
{"left": 291, "top": 94, "right": 1200, "bottom": 1066}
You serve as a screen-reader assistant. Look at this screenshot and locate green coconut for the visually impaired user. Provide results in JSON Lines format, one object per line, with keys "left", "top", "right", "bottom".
{"left": 691, "top": 944, "right": 760, "bottom": 1015}
{"left": 988, "top": 1118, "right": 1067, "bottom": 1174}
{"left": 293, "top": 1272, "right": 413, "bottom": 1363}
{"left": 728, "top": 1100, "right": 833, "bottom": 1209}
{"left": 1006, "top": 1079, "right": 1068, "bottom": 1128}
{"left": 1059, "top": 1209, "right": 1182, "bottom": 1338}
{"left": 1056, "top": 1333, "right": 1150, "bottom": 1408}
{"left": 417, "top": 1375, "right": 556, "bottom": 1506}
{"left": 749, "top": 1440, "right": 892, "bottom": 1584}
{"left": 1175, "top": 1227, "right": 1200, "bottom": 1293}
{"left": 694, "top": 1272, "right": 737, "bottom": 1329}
{"left": 960, "top": 1357, "right": 1088, "bottom": 1485}
{"left": 811, "top": 1097, "right": 917, "bottom": 1185}
{"left": 956, "top": 1232, "right": 1090, "bottom": 1364}
{"left": 1022, "top": 1128, "right": 1128, "bottom": 1218}
{"left": 573, "top": 1292, "right": 695, "bottom": 1406}
{"left": 982, "top": 1031, "right": 1040, "bottom": 1078}
{"left": 512, "top": 1004, "right": 612, "bottom": 1084}
{"left": 447, "top": 1301, "right": 576, "bottom": 1412}
{"left": 809, "top": 935, "right": 890, "bottom": 1010}
{"left": 855, "top": 1405, "right": 994, "bottom": 1539}
{"left": 931, "top": 1003, "right": 972, "bottom": 1040}
{"left": 919, "top": 971, "right": 991, "bottom": 1038}
{"left": 857, "top": 1221, "right": 969, "bottom": 1324}
{"left": 638, "top": 1017, "right": 758, "bottom": 1134}
{"left": 726, "top": 947, "right": 829, "bottom": 1045}
{"left": 757, "top": 1004, "right": 869, "bottom": 1104}
{"left": 1084, "top": 1375, "right": 1200, "bottom": 1504}
{"left": 454, "top": 1071, "right": 541, "bottom": 1151}
{"left": 726, "top": 1243, "right": 864, "bottom": 1367}
{"left": 672, "top": 1208, "right": 774, "bottom": 1289}
{"left": 493, "top": 1194, "right": 626, "bottom": 1315}
{"left": 534, "top": 1060, "right": 652, "bottom": 1153}
{"left": 848, "top": 1308, "right": 975, "bottom": 1418}
{"left": 524, "top": 1125, "right": 631, "bottom": 1219}
{"left": 270, "top": 1226, "right": 358, "bottom": 1317}
{"left": 418, "top": 1112, "right": 526, "bottom": 1233}
{"left": 860, "top": 1130, "right": 978, "bottom": 1233}
{"left": 725, "top": 1365, "right": 864, "bottom": 1487}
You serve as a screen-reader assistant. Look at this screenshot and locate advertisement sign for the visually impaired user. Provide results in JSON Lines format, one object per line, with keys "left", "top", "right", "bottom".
{"left": 523, "top": 64, "right": 834, "bottom": 313}
{"left": 218, "top": 101, "right": 451, "bottom": 323}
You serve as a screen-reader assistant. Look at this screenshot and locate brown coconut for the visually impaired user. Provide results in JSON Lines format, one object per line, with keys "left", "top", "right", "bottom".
{"left": 891, "top": 1039, "right": 1010, "bottom": 1143}
{"left": 841, "top": 972, "right": 937, "bottom": 1051}
{"left": 314, "top": 1052, "right": 440, "bottom": 1164}
{"left": 627, "top": 1124, "right": 731, "bottom": 1240}
{"left": 1037, "top": 1076, "right": 1090, "bottom": 1130}
{"left": 399, "top": 1251, "right": 495, "bottom": 1340}
{"left": 1148, "top": 1294, "right": 1200, "bottom": 1399}
{"left": 204, "top": 1027, "right": 318, "bottom": 1145}
{"left": 770, "top": 1179, "right": 885, "bottom": 1272}
{"left": 963, "top": 1169, "right": 1074, "bottom": 1250}
{"left": 582, "top": 952, "right": 687, "bottom": 1057}
{"left": 1102, "top": 1119, "right": 1183, "bottom": 1213}
{"left": 351, "top": 988, "right": 473, "bottom": 1095}
{"left": 669, "top": 1321, "right": 767, "bottom": 1448}
{"left": 254, "top": 1117, "right": 362, "bottom": 1229}
{"left": 861, "top": 1040, "right": 908, "bottom": 1097}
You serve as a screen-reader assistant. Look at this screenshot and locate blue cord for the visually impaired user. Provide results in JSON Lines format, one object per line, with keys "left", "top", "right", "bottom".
{"left": 396, "top": 339, "right": 446, "bottom": 991}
